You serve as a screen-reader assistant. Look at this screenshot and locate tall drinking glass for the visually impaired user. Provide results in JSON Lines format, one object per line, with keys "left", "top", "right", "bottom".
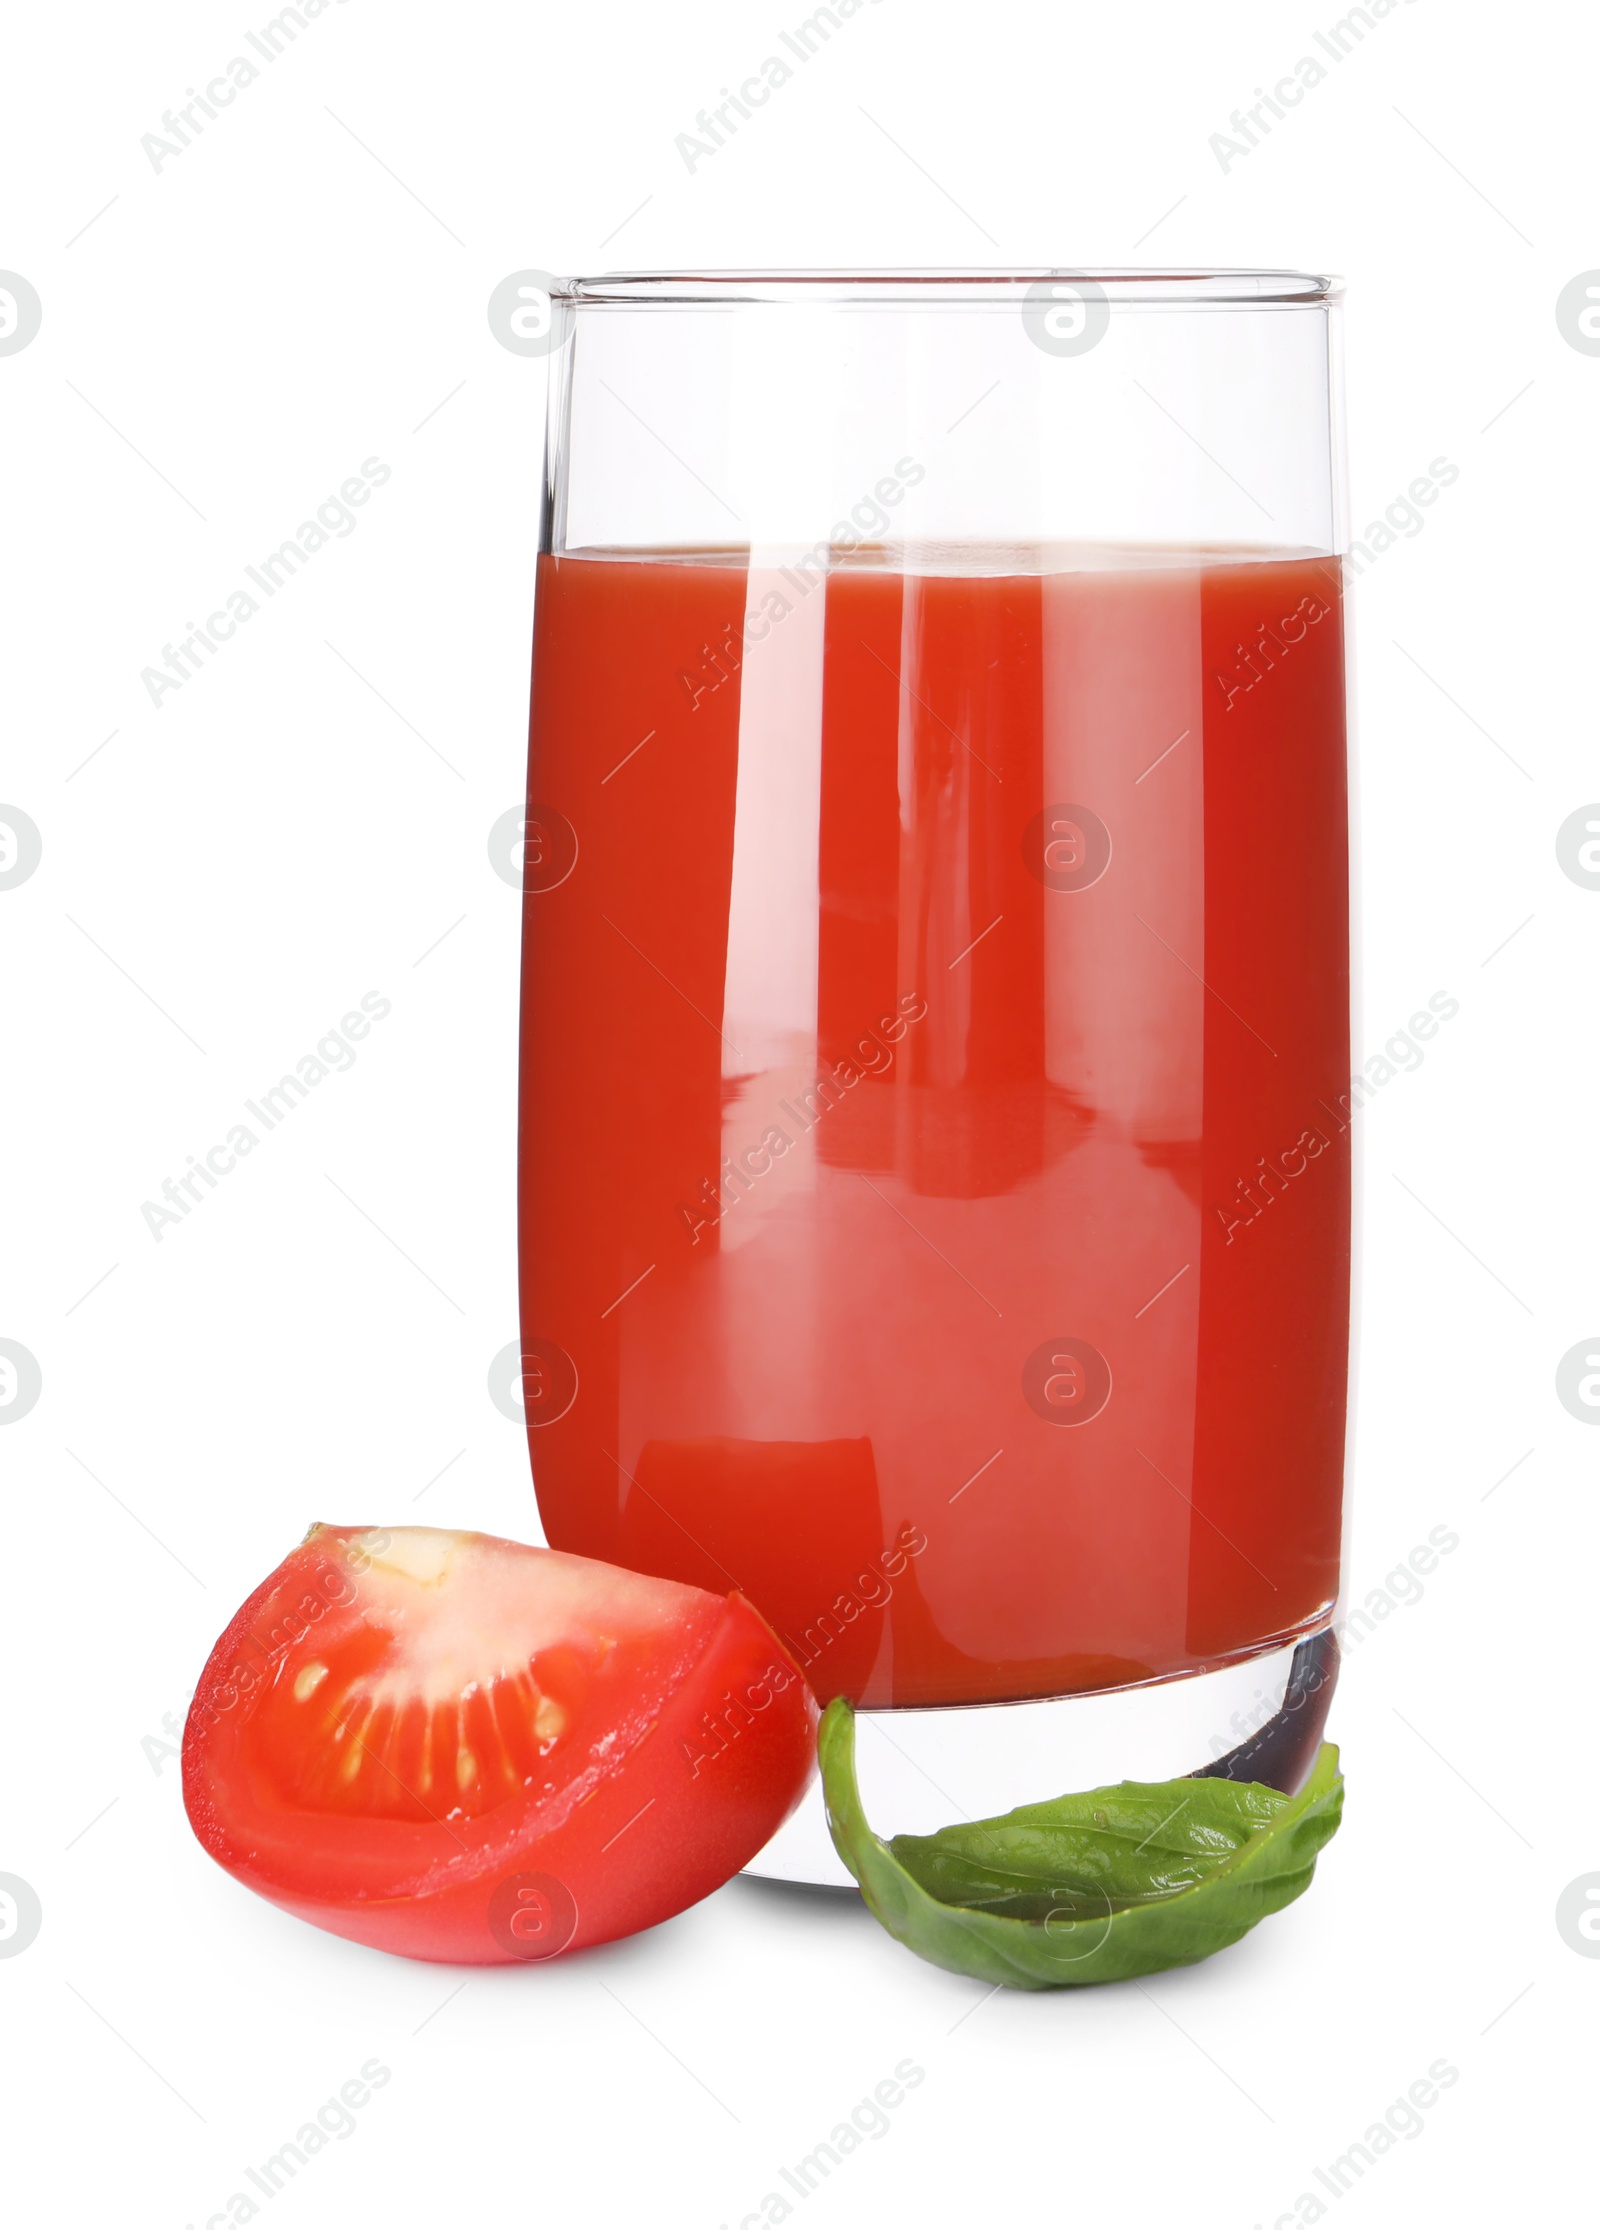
{"left": 519, "top": 271, "right": 1350, "bottom": 1883}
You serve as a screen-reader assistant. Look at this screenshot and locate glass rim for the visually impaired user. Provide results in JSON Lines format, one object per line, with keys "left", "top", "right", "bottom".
{"left": 554, "top": 267, "right": 1338, "bottom": 307}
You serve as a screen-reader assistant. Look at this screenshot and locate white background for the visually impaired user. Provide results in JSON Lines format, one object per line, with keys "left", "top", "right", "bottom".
{"left": 1, "top": 2, "right": 1593, "bottom": 2224}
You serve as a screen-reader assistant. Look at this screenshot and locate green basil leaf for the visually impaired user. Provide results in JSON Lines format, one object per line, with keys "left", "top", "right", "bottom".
{"left": 818, "top": 1697, "right": 1343, "bottom": 1989}
{"left": 888, "top": 1773, "right": 1292, "bottom": 1917}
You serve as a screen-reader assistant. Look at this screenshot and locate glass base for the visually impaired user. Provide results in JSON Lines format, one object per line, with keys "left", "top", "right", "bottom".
{"left": 744, "top": 1628, "right": 1339, "bottom": 1888}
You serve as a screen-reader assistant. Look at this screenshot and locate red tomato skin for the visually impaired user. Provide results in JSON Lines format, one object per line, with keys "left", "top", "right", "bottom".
{"left": 184, "top": 1543, "right": 818, "bottom": 1965}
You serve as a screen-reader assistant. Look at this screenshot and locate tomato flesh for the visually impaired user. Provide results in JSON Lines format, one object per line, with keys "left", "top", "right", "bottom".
{"left": 183, "top": 1525, "right": 817, "bottom": 1963}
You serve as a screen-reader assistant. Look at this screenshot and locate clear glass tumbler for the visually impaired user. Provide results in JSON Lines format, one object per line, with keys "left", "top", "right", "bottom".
{"left": 518, "top": 271, "right": 1350, "bottom": 1883}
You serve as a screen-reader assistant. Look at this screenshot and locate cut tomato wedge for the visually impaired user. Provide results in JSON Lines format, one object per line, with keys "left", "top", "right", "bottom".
{"left": 183, "top": 1525, "right": 817, "bottom": 1963}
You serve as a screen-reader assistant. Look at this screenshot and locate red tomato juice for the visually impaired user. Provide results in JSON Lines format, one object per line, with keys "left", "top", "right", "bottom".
{"left": 520, "top": 547, "right": 1350, "bottom": 1709}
